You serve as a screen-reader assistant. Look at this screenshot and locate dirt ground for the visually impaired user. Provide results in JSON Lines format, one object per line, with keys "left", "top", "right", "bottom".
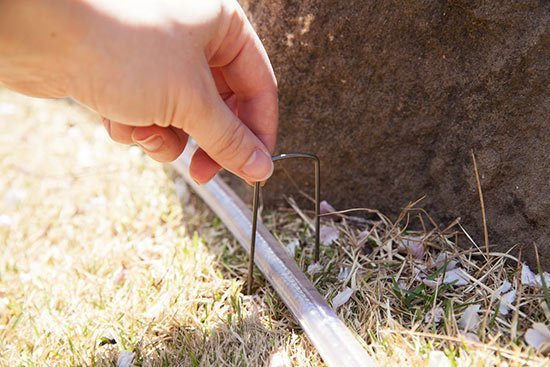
{"left": 0, "top": 90, "right": 548, "bottom": 366}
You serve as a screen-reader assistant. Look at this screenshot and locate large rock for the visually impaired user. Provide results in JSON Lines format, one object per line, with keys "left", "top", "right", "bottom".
{"left": 235, "top": 1, "right": 550, "bottom": 267}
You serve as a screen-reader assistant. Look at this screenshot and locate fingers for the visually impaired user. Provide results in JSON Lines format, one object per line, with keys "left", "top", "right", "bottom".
{"left": 103, "top": 118, "right": 134, "bottom": 145}
{"left": 104, "top": 118, "right": 188, "bottom": 163}
{"left": 208, "top": 6, "right": 278, "bottom": 153}
{"left": 189, "top": 148, "right": 222, "bottom": 184}
{"left": 220, "top": 38, "right": 278, "bottom": 152}
{"left": 182, "top": 74, "right": 274, "bottom": 183}
{"left": 132, "top": 125, "right": 188, "bottom": 162}
{"left": 179, "top": 4, "right": 277, "bottom": 183}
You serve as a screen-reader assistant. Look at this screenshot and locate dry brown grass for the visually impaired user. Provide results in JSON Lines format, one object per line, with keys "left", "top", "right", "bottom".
{"left": 0, "top": 90, "right": 548, "bottom": 366}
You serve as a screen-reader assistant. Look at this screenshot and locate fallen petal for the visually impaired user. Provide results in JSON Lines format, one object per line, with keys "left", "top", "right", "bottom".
{"left": 424, "top": 307, "right": 444, "bottom": 325}
{"left": 427, "top": 351, "right": 451, "bottom": 367}
{"left": 320, "top": 225, "right": 339, "bottom": 246}
{"left": 320, "top": 200, "right": 340, "bottom": 221}
{"left": 268, "top": 348, "right": 291, "bottom": 367}
{"left": 144, "top": 293, "right": 171, "bottom": 319}
{"left": 337, "top": 267, "right": 351, "bottom": 282}
{"left": 521, "top": 263, "right": 539, "bottom": 287}
{"left": 434, "top": 252, "right": 458, "bottom": 270}
{"left": 525, "top": 323, "right": 550, "bottom": 355}
{"left": 412, "top": 267, "right": 424, "bottom": 279}
{"left": 3, "top": 188, "right": 27, "bottom": 207}
{"left": 397, "top": 237, "right": 424, "bottom": 259}
{"left": 116, "top": 350, "right": 135, "bottom": 367}
{"left": 332, "top": 287, "right": 354, "bottom": 309}
{"left": 459, "top": 305, "right": 481, "bottom": 332}
{"left": 494, "top": 280, "right": 512, "bottom": 297}
{"left": 521, "top": 263, "right": 550, "bottom": 289}
{"left": 112, "top": 267, "right": 126, "bottom": 286}
{"left": 498, "top": 289, "right": 517, "bottom": 316}
{"left": 307, "top": 262, "right": 323, "bottom": 275}
{"left": 443, "top": 268, "right": 470, "bottom": 286}
{"left": 286, "top": 239, "right": 299, "bottom": 256}
{"left": 459, "top": 331, "right": 481, "bottom": 343}
{"left": 423, "top": 278, "right": 441, "bottom": 288}
{"left": 0, "top": 215, "right": 14, "bottom": 228}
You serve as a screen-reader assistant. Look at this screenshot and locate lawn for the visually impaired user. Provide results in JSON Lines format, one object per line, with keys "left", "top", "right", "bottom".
{"left": 0, "top": 90, "right": 548, "bottom": 366}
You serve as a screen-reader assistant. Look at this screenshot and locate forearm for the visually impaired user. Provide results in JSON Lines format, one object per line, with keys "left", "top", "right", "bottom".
{"left": 0, "top": 0, "right": 92, "bottom": 97}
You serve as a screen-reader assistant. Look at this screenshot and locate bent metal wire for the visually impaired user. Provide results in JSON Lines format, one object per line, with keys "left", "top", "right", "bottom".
{"left": 247, "top": 153, "right": 320, "bottom": 294}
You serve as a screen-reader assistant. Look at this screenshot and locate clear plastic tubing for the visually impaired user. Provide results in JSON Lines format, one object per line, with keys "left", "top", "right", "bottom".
{"left": 172, "top": 146, "right": 377, "bottom": 367}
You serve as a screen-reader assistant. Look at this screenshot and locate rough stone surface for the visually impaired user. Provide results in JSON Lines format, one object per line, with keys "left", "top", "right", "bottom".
{"left": 234, "top": 1, "right": 550, "bottom": 267}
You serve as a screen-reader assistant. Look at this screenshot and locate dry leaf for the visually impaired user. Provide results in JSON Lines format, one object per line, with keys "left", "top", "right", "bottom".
{"left": 525, "top": 323, "right": 550, "bottom": 355}
{"left": 459, "top": 305, "right": 480, "bottom": 332}
{"left": 443, "top": 268, "right": 470, "bottom": 286}
{"left": 332, "top": 287, "right": 354, "bottom": 309}
{"left": 320, "top": 225, "right": 339, "bottom": 246}
{"left": 116, "top": 350, "right": 135, "bottom": 367}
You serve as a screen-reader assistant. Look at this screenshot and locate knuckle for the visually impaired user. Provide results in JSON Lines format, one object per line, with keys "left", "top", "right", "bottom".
{"left": 211, "top": 123, "right": 247, "bottom": 162}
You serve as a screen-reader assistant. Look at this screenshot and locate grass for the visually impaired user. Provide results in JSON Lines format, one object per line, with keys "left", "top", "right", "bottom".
{"left": 0, "top": 90, "right": 548, "bottom": 366}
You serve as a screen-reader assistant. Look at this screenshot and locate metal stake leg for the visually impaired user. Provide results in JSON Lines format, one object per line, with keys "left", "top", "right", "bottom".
{"left": 247, "top": 182, "right": 261, "bottom": 295}
{"left": 247, "top": 153, "right": 321, "bottom": 293}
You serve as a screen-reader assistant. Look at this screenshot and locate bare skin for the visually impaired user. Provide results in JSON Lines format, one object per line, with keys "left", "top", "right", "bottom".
{"left": 0, "top": 0, "right": 278, "bottom": 183}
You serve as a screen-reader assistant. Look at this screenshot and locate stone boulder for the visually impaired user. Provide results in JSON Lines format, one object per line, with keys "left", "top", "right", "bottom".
{"left": 234, "top": 0, "right": 549, "bottom": 267}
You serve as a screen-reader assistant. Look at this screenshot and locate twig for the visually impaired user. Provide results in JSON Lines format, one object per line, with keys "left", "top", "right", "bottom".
{"left": 471, "top": 150, "right": 489, "bottom": 255}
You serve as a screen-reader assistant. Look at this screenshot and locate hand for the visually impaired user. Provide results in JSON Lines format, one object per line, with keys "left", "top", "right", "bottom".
{"left": 0, "top": 0, "right": 278, "bottom": 183}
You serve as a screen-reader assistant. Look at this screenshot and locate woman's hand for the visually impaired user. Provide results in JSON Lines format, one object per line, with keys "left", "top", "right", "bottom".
{"left": 0, "top": 0, "right": 278, "bottom": 183}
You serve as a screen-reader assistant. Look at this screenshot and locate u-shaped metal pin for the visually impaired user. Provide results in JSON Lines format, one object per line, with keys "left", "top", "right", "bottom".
{"left": 247, "top": 153, "right": 320, "bottom": 294}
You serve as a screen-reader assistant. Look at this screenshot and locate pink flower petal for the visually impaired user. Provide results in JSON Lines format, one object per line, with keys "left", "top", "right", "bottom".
{"left": 320, "top": 225, "right": 339, "bottom": 246}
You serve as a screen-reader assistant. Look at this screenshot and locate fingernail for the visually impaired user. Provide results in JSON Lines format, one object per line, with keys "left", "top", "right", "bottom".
{"left": 242, "top": 149, "right": 273, "bottom": 181}
{"left": 136, "top": 135, "right": 163, "bottom": 152}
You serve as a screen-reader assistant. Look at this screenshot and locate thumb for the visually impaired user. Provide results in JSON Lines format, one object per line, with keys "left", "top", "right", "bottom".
{"left": 183, "top": 96, "right": 274, "bottom": 183}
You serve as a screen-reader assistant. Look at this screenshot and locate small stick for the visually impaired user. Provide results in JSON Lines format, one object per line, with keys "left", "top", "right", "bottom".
{"left": 471, "top": 150, "right": 489, "bottom": 255}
